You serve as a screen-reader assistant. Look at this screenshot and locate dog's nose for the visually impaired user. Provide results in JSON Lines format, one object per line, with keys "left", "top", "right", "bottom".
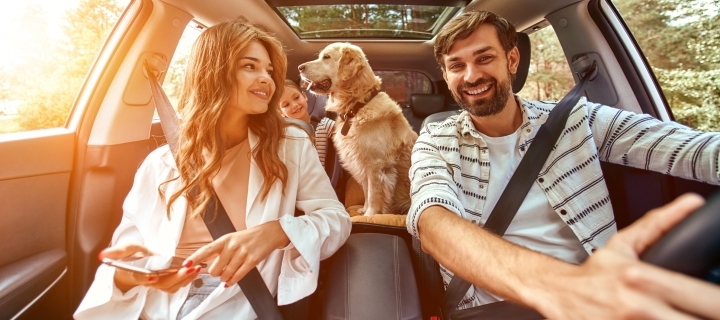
{"left": 298, "top": 64, "right": 305, "bottom": 72}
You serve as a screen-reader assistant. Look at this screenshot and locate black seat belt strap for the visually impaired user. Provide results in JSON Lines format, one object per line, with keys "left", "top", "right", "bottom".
{"left": 442, "top": 62, "right": 598, "bottom": 320}
{"left": 144, "top": 60, "right": 284, "bottom": 320}
{"left": 202, "top": 195, "right": 285, "bottom": 320}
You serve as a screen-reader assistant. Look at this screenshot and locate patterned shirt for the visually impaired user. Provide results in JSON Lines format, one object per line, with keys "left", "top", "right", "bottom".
{"left": 407, "top": 96, "right": 720, "bottom": 308}
{"left": 314, "top": 117, "right": 335, "bottom": 169}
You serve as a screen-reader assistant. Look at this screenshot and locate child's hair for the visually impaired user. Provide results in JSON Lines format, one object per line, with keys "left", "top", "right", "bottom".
{"left": 284, "top": 79, "right": 302, "bottom": 92}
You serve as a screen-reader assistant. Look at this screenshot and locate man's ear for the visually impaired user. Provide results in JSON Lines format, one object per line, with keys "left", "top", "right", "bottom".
{"left": 507, "top": 46, "right": 520, "bottom": 75}
{"left": 338, "top": 47, "right": 364, "bottom": 81}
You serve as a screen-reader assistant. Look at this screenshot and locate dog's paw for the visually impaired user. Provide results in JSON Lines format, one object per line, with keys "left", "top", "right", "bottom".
{"left": 363, "top": 209, "right": 377, "bottom": 216}
{"left": 357, "top": 207, "right": 366, "bottom": 214}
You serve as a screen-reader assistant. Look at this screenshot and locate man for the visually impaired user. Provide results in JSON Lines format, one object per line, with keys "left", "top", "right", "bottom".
{"left": 408, "top": 10, "right": 720, "bottom": 319}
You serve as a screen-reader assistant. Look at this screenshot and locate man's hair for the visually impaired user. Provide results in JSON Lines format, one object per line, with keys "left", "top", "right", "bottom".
{"left": 434, "top": 11, "right": 518, "bottom": 70}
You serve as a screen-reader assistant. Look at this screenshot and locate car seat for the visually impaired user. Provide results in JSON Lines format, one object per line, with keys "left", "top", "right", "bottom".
{"left": 303, "top": 88, "right": 328, "bottom": 125}
{"left": 403, "top": 94, "right": 446, "bottom": 133}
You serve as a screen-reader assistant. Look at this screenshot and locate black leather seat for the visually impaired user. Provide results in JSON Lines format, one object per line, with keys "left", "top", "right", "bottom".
{"left": 323, "top": 233, "right": 422, "bottom": 320}
{"left": 403, "top": 94, "right": 445, "bottom": 133}
{"left": 421, "top": 32, "right": 531, "bottom": 128}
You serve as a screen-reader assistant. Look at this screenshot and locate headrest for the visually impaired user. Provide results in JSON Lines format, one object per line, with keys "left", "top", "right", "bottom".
{"left": 421, "top": 110, "right": 461, "bottom": 129}
{"left": 410, "top": 94, "right": 445, "bottom": 117}
{"left": 513, "top": 32, "right": 531, "bottom": 93}
{"left": 303, "top": 89, "right": 328, "bottom": 120}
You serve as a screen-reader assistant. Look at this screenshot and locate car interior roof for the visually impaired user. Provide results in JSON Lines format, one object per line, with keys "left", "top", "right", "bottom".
{"left": 162, "top": 0, "right": 583, "bottom": 82}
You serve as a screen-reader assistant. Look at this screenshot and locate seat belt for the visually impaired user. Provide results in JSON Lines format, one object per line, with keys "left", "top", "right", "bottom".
{"left": 144, "top": 60, "right": 284, "bottom": 320}
{"left": 441, "top": 62, "right": 598, "bottom": 320}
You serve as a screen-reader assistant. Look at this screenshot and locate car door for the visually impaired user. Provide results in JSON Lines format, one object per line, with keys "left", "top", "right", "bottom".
{"left": 0, "top": 1, "right": 150, "bottom": 318}
{"left": 584, "top": 0, "right": 720, "bottom": 227}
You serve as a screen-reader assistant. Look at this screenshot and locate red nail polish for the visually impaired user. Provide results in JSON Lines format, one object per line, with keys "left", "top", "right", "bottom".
{"left": 195, "top": 266, "right": 202, "bottom": 273}
{"left": 183, "top": 260, "right": 193, "bottom": 268}
{"left": 148, "top": 276, "right": 157, "bottom": 283}
{"left": 224, "top": 284, "right": 229, "bottom": 288}
{"left": 97, "top": 252, "right": 104, "bottom": 261}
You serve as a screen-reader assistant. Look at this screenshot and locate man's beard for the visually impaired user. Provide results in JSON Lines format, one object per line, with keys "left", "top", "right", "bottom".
{"left": 452, "top": 72, "right": 512, "bottom": 117}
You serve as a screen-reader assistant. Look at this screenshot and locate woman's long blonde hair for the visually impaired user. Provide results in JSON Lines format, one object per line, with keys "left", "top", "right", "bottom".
{"left": 162, "top": 19, "right": 288, "bottom": 219}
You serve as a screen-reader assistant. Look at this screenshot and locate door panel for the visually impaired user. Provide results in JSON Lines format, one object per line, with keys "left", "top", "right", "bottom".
{"left": 602, "top": 161, "right": 720, "bottom": 230}
{"left": 0, "top": 130, "right": 75, "bottom": 319}
{"left": 0, "top": 249, "right": 67, "bottom": 319}
{"left": 69, "top": 141, "right": 151, "bottom": 306}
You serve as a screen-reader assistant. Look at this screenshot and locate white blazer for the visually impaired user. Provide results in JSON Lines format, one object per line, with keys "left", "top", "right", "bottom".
{"left": 74, "top": 127, "right": 351, "bottom": 320}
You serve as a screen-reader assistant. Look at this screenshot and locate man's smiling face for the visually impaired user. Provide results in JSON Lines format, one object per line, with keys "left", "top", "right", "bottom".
{"left": 442, "top": 23, "right": 519, "bottom": 118}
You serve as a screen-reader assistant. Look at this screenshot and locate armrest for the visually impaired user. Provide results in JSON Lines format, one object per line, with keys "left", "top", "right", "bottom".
{"left": 0, "top": 249, "right": 67, "bottom": 319}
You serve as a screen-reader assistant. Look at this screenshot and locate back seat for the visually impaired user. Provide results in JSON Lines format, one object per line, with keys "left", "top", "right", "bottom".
{"left": 403, "top": 94, "right": 445, "bottom": 133}
{"left": 304, "top": 88, "right": 328, "bottom": 123}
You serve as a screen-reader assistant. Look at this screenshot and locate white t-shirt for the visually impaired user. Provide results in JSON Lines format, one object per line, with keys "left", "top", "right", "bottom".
{"left": 473, "top": 128, "right": 589, "bottom": 304}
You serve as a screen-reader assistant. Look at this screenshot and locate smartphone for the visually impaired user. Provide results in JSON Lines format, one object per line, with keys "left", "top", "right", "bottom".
{"left": 102, "top": 256, "right": 206, "bottom": 276}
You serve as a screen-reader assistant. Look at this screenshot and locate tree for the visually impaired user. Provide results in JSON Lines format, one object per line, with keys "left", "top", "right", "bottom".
{"left": 614, "top": 0, "right": 720, "bottom": 131}
{"left": 16, "top": 0, "right": 123, "bottom": 131}
{"left": 518, "top": 28, "right": 575, "bottom": 101}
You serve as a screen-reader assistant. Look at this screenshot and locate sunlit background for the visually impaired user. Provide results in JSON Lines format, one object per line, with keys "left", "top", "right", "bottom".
{"left": 0, "top": 0, "right": 718, "bottom": 135}
{"left": 0, "top": 0, "right": 128, "bottom": 133}
{"left": 0, "top": 0, "right": 81, "bottom": 69}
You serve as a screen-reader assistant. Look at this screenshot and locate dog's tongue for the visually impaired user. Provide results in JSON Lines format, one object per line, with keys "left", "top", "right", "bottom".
{"left": 315, "top": 79, "right": 331, "bottom": 90}
{"left": 299, "top": 78, "right": 312, "bottom": 90}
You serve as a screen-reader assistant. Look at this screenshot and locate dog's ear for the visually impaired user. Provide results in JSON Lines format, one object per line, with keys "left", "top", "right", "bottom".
{"left": 338, "top": 47, "right": 364, "bottom": 82}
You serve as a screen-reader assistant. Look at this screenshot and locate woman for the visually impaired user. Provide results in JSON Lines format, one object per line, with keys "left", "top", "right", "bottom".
{"left": 279, "top": 79, "right": 335, "bottom": 168}
{"left": 74, "top": 20, "right": 351, "bottom": 320}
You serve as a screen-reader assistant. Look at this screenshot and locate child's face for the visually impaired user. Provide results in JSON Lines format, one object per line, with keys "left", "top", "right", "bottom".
{"left": 279, "top": 86, "right": 311, "bottom": 123}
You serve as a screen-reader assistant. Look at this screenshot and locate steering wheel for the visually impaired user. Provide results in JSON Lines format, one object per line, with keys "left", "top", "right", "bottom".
{"left": 641, "top": 192, "right": 720, "bottom": 280}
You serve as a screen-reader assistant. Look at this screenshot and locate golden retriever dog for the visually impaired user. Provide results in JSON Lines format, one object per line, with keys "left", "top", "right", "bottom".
{"left": 298, "top": 43, "right": 418, "bottom": 216}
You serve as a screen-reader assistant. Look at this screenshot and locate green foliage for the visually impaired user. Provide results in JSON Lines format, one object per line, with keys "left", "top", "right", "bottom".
{"left": 162, "top": 28, "right": 201, "bottom": 109}
{"left": 518, "top": 28, "right": 575, "bottom": 101}
{"left": 615, "top": 0, "right": 720, "bottom": 131}
{"left": 655, "top": 68, "right": 720, "bottom": 131}
{"left": 10, "top": 0, "right": 123, "bottom": 131}
{"left": 519, "top": 0, "right": 720, "bottom": 132}
{"left": 277, "top": 4, "right": 450, "bottom": 39}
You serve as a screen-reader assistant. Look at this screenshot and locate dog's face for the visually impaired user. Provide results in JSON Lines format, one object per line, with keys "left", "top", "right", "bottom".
{"left": 298, "top": 43, "right": 368, "bottom": 95}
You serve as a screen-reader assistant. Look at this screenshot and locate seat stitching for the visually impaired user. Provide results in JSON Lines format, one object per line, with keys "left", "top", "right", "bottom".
{"left": 345, "top": 244, "right": 350, "bottom": 319}
{"left": 395, "top": 237, "right": 401, "bottom": 319}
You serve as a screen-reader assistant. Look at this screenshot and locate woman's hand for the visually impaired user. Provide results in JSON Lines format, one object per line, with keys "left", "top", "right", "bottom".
{"left": 99, "top": 243, "right": 202, "bottom": 293}
{"left": 183, "top": 220, "right": 291, "bottom": 287}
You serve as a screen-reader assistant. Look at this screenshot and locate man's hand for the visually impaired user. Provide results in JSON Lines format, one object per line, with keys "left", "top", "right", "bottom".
{"left": 542, "top": 193, "right": 720, "bottom": 319}
{"left": 100, "top": 243, "right": 201, "bottom": 293}
{"left": 183, "top": 220, "right": 290, "bottom": 287}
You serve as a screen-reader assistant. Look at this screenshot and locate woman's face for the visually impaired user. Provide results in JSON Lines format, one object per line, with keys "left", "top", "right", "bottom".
{"left": 279, "top": 86, "right": 311, "bottom": 123}
{"left": 225, "top": 41, "right": 276, "bottom": 119}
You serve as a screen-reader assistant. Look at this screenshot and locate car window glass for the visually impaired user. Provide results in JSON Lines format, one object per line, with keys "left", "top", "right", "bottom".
{"left": 614, "top": 0, "right": 720, "bottom": 132}
{"left": 517, "top": 26, "right": 575, "bottom": 101}
{"left": 0, "top": 0, "right": 129, "bottom": 135}
{"left": 162, "top": 22, "right": 203, "bottom": 110}
{"left": 374, "top": 70, "right": 433, "bottom": 107}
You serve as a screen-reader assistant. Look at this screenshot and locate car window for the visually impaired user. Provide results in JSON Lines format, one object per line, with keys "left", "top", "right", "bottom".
{"left": 162, "top": 22, "right": 203, "bottom": 109}
{"left": 614, "top": 0, "right": 720, "bottom": 132}
{"left": 0, "top": 0, "right": 129, "bottom": 135}
{"left": 374, "top": 70, "right": 433, "bottom": 107}
{"left": 517, "top": 26, "right": 575, "bottom": 101}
